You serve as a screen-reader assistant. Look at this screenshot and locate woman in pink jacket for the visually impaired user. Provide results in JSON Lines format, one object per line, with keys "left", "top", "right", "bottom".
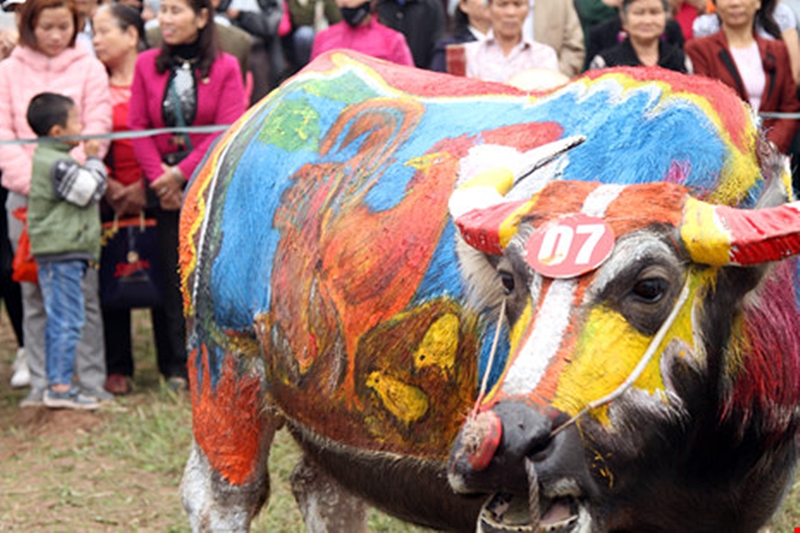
{"left": 128, "top": 0, "right": 244, "bottom": 390}
{"left": 0, "top": 0, "right": 111, "bottom": 407}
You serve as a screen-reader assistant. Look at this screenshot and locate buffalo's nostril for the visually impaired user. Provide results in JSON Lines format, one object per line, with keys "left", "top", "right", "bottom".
{"left": 492, "top": 401, "right": 556, "bottom": 462}
{"left": 462, "top": 410, "right": 503, "bottom": 471}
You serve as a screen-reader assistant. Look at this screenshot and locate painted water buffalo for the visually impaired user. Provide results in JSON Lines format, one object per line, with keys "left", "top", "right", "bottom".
{"left": 178, "top": 51, "right": 800, "bottom": 532}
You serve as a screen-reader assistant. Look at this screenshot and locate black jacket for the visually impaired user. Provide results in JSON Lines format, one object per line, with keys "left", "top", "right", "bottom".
{"left": 585, "top": 16, "right": 684, "bottom": 71}
{"left": 590, "top": 37, "right": 691, "bottom": 73}
{"left": 376, "top": 0, "right": 445, "bottom": 68}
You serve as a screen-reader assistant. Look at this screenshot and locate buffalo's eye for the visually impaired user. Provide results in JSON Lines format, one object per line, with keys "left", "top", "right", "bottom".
{"left": 631, "top": 278, "right": 668, "bottom": 303}
{"left": 499, "top": 271, "right": 515, "bottom": 295}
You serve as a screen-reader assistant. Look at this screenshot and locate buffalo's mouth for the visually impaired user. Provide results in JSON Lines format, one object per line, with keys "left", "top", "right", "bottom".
{"left": 478, "top": 491, "right": 589, "bottom": 533}
{"left": 478, "top": 457, "right": 590, "bottom": 533}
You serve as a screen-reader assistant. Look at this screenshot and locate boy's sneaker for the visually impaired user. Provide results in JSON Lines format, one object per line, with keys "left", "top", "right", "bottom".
{"left": 19, "top": 388, "right": 44, "bottom": 408}
{"left": 44, "top": 387, "right": 100, "bottom": 411}
{"left": 10, "top": 348, "right": 30, "bottom": 388}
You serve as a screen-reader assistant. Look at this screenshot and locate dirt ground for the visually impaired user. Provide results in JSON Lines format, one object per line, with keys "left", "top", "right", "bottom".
{"left": 0, "top": 311, "right": 193, "bottom": 532}
{"left": 0, "top": 408, "right": 184, "bottom": 531}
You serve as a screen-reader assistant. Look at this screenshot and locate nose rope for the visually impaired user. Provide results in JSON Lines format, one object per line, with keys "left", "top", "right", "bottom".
{"left": 525, "top": 457, "right": 542, "bottom": 526}
{"left": 550, "top": 275, "right": 692, "bottom": 438}
{"left": 471, "top": 298, "right": 507, "bottom": 418}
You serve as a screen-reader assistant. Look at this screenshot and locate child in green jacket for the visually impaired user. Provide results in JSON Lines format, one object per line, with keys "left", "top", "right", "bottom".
{"left": 27, "top": 92, "right": 107, "bottom": 410}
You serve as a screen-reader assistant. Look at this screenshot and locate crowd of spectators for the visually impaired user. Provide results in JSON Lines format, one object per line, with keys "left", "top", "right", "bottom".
{"left": 0, "top": 0, "right": 797, "bottom": 409}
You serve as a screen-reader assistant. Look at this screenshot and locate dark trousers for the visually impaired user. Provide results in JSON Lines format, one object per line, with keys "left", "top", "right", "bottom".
{"left": 103, "top": 306, "right": 133, "bottom": 376}
{"left": 0, "top": 185, "right": 23, "bottom": 347}
{"left": 0, "top": 267, "right": 23, "bottom": 346}
{"left": 152, "top": 208, "right": 187, "bottom": 379}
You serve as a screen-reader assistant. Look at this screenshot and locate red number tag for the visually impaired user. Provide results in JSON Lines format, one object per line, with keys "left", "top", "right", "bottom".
{"left": 524, "top": 214, "right": 615, "bottom": 278}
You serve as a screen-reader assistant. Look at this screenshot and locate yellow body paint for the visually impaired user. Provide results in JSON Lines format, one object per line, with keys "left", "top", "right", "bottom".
{"left": 461, "top": 167, "right": 515, "bottom": 193}
{"left": 681, "top": 198, "right": 731, "bottom": 266}
{"left": 498, "top": 198, "right": 539, "bottom": 250}
{"left": 553, "top": 273, "right": 704, "bottom": 423}
{"left": 414, "top": 313, "right": 459, "bottom": 378}
{"left": 366, "top": 371, "right": 430, "bottom": 425}
{"left": 553, "top": 307, "right": 654, "bottom": 423}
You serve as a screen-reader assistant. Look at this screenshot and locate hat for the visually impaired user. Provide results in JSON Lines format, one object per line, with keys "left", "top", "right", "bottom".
{"left": 2, "top": 0, "right": 24, "bottom": 11}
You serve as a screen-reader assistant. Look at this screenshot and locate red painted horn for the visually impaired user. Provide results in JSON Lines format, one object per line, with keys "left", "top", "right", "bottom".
{"left": 681, "top": 197, "right": 800, "bottom": 266}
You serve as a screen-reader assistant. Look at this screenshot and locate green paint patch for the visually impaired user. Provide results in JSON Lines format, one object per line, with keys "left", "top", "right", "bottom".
{"left": 257, "top": 98, "right": 321, "bottom": 152}
{"left": 300, "top": 71, "right": 379, "bottom": 104}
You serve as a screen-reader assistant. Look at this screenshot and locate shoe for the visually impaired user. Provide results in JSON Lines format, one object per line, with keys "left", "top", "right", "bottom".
{"left": 43, "top": 386, "right": 100, "bottom": 410}
{"left": 83, "top": 386, "right": 114, "bottom": 403}
{"left": 104, "top": 374, "right": 131, "bottom": 395}
{"left": 10, "top": 347, "right": 30, "bottom": 388}
{"left": 19, "top": 388, "right": 44, "bottom": 408}
{"left": 166, "top": 376, "right": 188, "bottom": 393}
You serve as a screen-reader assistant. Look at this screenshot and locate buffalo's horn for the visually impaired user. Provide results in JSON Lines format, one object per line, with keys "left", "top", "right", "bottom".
{"left": 449, "top": 136, "right": 585, "bottom": 255}
{"left": 681, "top": 197, "right": 800, "bottom": 266}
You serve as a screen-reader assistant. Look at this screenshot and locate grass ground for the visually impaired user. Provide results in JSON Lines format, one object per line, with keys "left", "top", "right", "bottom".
{"left": 0, "top": 310, "right": 426, "bottom": 532}
{"left": 0, "top": 309, "right": 797, "bottom": 532}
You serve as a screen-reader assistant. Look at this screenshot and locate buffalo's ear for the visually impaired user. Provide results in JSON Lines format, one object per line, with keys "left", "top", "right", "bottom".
{"left": 454, "top": 237, "right": 506, "bottom": 311}
{"left": 689, "top": 153, "right": 797, "bottom": 387}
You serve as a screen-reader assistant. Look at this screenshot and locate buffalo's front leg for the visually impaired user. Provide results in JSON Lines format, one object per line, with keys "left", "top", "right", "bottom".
{"left": 291, "top": 454, "right": 369, "bottom": 533}
{"left": 180, "top": 341, "right": 279, "bottom": 531}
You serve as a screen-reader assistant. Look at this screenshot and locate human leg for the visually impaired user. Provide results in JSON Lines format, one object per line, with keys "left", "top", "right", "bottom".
{"left": 37, "top": 260, "right": 99, "bottom": 409}
{"left": 0, "top": 186, "right": 27, "bottom": 387}
{"left": 153, "top": 208, "right": 187, "bottom": 385}
{"left": 0, "top": 268, "right": 23, "bottom": 346}
{"left": 38, "top": 260, "right": 86, "bottom": 386}
{"left": 0, "top": 189, "right": 23, "bottom": 346}
{"left": 6, "top": 192, "right": 46, "bottom": 405}
{"left": 75, "top": 267, "right": 109, "bottom": 399}
{"left": 18, "top": 282, "right": 46, "bottom": 404}
{"left": 102, "top": 305, "right": 133, "bottom": 394}
{"left": 4, "top": 267, "right": 28, "bottom": 387}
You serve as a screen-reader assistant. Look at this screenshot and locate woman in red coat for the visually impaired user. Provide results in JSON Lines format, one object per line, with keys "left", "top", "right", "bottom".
{"left": 686, "top": 0, "right": 799, "bottom": 152}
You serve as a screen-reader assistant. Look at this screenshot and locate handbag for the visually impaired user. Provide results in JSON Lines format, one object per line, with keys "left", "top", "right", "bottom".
{"left": 11, "top": 207, "right": 37, "bottom": 284}
{"left": 99, "top": 213, "right": 163, "bottom": 309}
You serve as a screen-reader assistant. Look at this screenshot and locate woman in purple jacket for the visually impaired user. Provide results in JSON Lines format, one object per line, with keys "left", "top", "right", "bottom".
{"left": 128, "top": 0, "right": 244, "bottom": 389}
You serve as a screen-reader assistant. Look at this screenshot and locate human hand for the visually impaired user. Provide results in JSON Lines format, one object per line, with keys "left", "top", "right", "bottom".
{"left": 104, "top": 178, "right": 125, "bottom": 212}
{"left": 84, "top": 139, "right": 101, "bottom": 158}
{"left": 152, "top": 164, "right": 184, "bottom": 211}
{"left": 0, "top": 29, "right": 18, "bottom": 60}
{"left": 117, "top": 181, "right": 147, "bottom": 215}
{"left": 226, "top": 8, "right": 240, "bottom": 18}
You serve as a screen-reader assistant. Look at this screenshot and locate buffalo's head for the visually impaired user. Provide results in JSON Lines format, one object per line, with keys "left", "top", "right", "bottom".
{"left": 447, "top": 139, "right": 800, "bottom": 532}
